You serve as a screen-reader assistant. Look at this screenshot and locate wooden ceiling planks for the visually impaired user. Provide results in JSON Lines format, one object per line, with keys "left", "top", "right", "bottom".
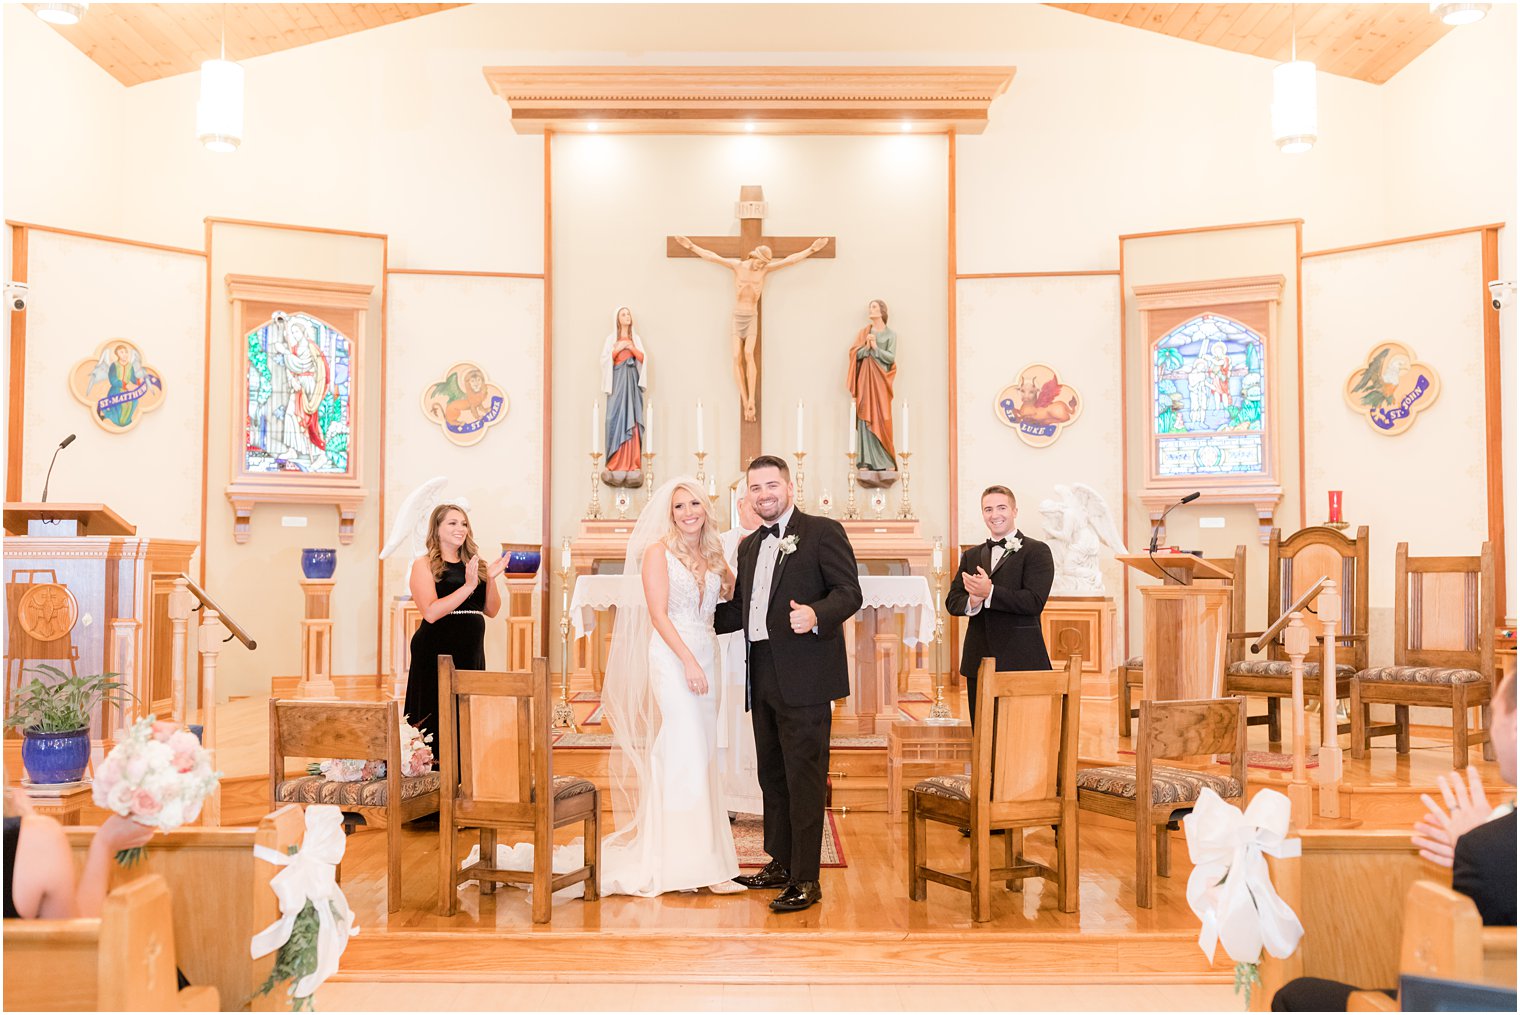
{"left": 1047, "top": 3, "right": 1458, "bottom": 83}
{"left": 26, "top": 3, "right": 465, "bottom": 86}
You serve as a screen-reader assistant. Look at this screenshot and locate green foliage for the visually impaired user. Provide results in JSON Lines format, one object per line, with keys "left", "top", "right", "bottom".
{"left": 1156, "top": 347, "right": 1184, "bottom": 373}
{"left": 251, "top": 897, "right": 333, "bottom": 1012}
{"left": 1234, "top": 961, "right": 1261, "bottom": 1008}
{"left": 248, "top": 332, "right": 272, "bottom": 406}
{"left": 3, "top": 664, "right": 135, "bottom": 734}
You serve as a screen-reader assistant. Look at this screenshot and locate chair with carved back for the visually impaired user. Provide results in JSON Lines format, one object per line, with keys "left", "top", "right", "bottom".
{"left": 66, "top": 805, "right": 303, "bottom": 1011}
{"left": 907, "top": 653, "right": 1082, "bottom": 922}
{"left": 1224, "top": 526, "right": 1369, "bottom": 743}
{"left": 1076, "top": 696, "right": 1246, "bottom": 909}
{"left": 3, "top": 874, "right": 220, "bottom": 1011}
{"left": 437, "top": 656, "right": 599, "bottom": 924}
{"left": 1119, "top": 545, "right": 1247, "bottom": 739}
{"left": 1351, "top": 543, "right": 1497, "bottom": 768}
{"left": 1254, "top": 829, "right": 1435, "bottom": 1011}
{"left": 269, "top": 698, "right": 441, "bottom": 913}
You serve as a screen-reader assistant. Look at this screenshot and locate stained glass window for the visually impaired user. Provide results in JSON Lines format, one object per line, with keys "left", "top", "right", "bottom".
{"left": 244, "top": 312, "right": 352, "bottom": 475}
{"left": 1151, "top": 313, "right": 1266, "bottom": 478}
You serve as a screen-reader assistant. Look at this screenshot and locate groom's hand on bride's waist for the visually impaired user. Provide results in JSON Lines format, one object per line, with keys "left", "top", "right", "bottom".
{"left": 788, "top": 599, "right": 819, "bottom": 634}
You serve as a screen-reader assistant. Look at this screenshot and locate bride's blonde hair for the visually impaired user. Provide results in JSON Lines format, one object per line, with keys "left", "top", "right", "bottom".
{"left": 660, "top": 481, "right": 726, "bottom": 577}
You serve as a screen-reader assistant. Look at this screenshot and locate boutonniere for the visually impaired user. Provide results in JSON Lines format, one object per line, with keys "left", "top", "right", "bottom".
{"left": 778, "top": 534, "right": 800, "bottom": 557}
{"left": 1008, "top": 534, "right": 1023, "bottom": 553}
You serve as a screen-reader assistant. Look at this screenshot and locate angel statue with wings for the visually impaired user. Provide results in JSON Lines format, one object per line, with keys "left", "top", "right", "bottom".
{"left": 1039, "top": 483, "right": 1127, "bottom": 596}
{"left": 381, "top": 476, "right": 469, "bottom": 568}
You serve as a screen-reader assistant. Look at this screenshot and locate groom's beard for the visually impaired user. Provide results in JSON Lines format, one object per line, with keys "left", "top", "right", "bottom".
{"left": 754, "top": 493, "right": 792, "bottom": 523}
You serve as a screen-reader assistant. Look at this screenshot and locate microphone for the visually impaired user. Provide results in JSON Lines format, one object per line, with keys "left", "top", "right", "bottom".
{"left": 40, "top": 433, "right": 76, "bottom": 503}
{"left": 1148, "top": 490, "right": 1200, "bottom": 553}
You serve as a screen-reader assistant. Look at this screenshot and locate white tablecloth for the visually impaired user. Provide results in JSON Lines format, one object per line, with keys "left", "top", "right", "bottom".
{"left": 568, "top": 574, "right": 937, "bottom": 645}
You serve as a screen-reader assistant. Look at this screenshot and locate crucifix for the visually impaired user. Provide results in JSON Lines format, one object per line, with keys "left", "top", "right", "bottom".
{"left": 667, "top": 185, "right": 835, "bottom": 464}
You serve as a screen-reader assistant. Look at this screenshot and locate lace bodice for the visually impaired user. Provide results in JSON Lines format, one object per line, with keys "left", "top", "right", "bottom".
{"left": 664, "top": 549, "right": 720, "bottom": 628}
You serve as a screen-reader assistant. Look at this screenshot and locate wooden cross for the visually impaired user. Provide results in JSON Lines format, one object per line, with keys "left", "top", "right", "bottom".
{"left": 666, "top": 185, "right": 835, "bottom": 465}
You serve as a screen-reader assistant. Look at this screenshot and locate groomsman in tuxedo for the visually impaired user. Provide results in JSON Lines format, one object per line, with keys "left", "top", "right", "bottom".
{"left": 946, "top": 485, "right": 1056, "bottom": 725}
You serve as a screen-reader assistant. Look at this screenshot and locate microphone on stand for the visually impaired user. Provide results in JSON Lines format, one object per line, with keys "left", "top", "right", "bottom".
{"left": 40, "top": 433, "right": 76, "bottom": 503}
{"left": 1148, "top": 490, "right": 1200, "bottom": 552}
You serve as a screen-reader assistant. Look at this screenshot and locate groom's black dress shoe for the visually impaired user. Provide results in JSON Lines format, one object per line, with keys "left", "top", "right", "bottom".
{"left": 733, "top": 859, "right": 790, "bottom": 889}
{"left": 770, "top": 881, "right": 822, "bottom": 912}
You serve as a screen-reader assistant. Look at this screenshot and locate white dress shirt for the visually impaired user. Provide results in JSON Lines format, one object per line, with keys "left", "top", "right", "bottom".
{"left": 746, "top": 505, "right": 795, "bottom": 641}
{"left": 964, "top": 533, "right": 1016, "bottom": 617}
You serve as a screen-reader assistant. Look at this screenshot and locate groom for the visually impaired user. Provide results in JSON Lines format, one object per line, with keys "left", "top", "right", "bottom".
{"left": 715, "top": 455, "right": 863, "bottom": 912}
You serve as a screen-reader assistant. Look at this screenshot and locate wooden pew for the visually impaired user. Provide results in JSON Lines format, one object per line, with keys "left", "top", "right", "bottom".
{"left": 3, "top": 874, "right": 220, "bottom": 1011}
{"left": 1255, "top": 829, "right": 1442, "bottom": 1011}
{"left": 65, "top": 806, "right": 304, "bottom": 1012}
{"left": 1347, "top": 880, "right": 1518, "bottom": 1011}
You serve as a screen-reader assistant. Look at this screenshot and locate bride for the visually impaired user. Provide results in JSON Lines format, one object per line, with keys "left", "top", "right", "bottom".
{"left": 599, "top": 476, "right": 746, "bottom": 896}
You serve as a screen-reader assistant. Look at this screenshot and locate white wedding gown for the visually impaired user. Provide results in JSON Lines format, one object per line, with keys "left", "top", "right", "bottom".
{"left": 600, "top": 552, "right": 740, "bottom": 896}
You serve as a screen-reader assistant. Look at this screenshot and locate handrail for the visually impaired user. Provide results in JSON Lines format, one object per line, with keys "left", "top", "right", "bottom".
{"left": 177, "top": 573, "right": 257, "bottom": 650}
{"left": 1250, "top": 575, "right": 1328, "bottom": 655}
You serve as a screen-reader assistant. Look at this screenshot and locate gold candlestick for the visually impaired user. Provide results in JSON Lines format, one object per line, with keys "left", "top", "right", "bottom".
{"left": 553, "top": 561, "right": 578, "bottom": 730}
{"left": 694, "top": 450, "right": 708, "bottom": 487}
{"left": 844, "top": 451, "right": 860, "bottom": 520}
{"left": 793, "top": 450, "right": 807, "bottom": 511}
{"left": 897, "top": 451, "right": 915, "bottom": 519}
{"left": 586, "top": 452, "right": 604, "bottom": 519}
{"left": 927, "top": 541, "right": 954, "bottom": 722}
{"left": 642, "top": 451, "right": 656, "bottom": 503}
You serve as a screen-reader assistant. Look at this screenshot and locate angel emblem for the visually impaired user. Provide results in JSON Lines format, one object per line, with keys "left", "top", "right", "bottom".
{"left": 68, "top": 340, "right": 165, "bottom": 433}
{"left": 1345, "top": 346, "right": 1409, "bottom": 410}
{"left": 1039, "top": 483, "right": 1127, "bottom": 596}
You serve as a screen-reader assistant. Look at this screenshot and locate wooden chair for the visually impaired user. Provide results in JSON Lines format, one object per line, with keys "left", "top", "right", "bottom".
{"left": 1119, "top": 545, "right": 1247, "bottom": 739}
{"left": 269, "top": 698, "right": 441, "bottom": 913}
{"left": 1346, "top": 879, "right": 1517, "bottom": 1011}
{"left": 907, "top": 653, "right": 1082, "bottom": 922}
{"left": 1255, "top": 829, "right": 1437, "bottom": 1011}
{"left": 437, "top": 656, "right": 600, "bottom": 924}
{"left": 1351, "top": 543, "right": 1497, "bottom": 768}
{"left": 3, "top": 874, "right": 220, "bottom": 1011}
{"left": 1076, "top": 696, "right": 1246, "bottom": 909}
{"left": 1224, "top": 526, "right": 1370, "bottom": 743}
{"left": 66, "top": 805, "right": 302, "bottom": 1012}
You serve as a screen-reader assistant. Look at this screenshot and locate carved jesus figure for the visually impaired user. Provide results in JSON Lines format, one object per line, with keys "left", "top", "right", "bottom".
{"left": 674, "top": 235, "right": 828, "bottom": 422}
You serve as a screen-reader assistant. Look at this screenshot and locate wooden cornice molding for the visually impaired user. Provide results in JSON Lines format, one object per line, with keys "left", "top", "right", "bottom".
{"left": 1131, "top": 274, "right": 1286, "bottom": 311}
{"left": 225, "top": 274, "right": 374, "bottom": 310}
{"left": 482, "top": 65, "right": 1017, "bottom": 135}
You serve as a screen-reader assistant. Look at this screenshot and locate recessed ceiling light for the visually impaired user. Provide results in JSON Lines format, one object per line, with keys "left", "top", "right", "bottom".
{"left": 1431, "top": 3, "right": 1489, "bottom": 26}
{"left": 35, "top": 2, "right": 88, "bottom": 26}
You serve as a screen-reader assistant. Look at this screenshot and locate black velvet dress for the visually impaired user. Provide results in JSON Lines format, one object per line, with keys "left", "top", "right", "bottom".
{"left": 403, "top": 560, "right": 487, "bottom": 752}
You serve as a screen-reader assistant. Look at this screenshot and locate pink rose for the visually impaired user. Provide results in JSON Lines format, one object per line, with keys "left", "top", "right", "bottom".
{"left": 151, "top": 720, "right": 178, "bottom": 743}
{"left": 131, "top": 789, "right": 163, "bottom": 817}
{"left": 172, "top": 751, "right": 196, "bottom": 773}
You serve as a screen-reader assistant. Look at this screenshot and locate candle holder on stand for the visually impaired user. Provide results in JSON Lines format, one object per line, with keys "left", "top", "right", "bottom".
{"left": 927, "top": 542, "right": 954, "bottom": 722}
{"left": 844, "top": 451, "right": 860, "bottom": 519}
{"left": 693, "top": 450, "right": 708, "bottom": 488}
{"left": 897, "top": 451, "right": 916, "bottom": 519}
{"left": 642, "top": 452, "right": 656, "bottom": 504}
{"left": 553, "top": 560, "right": 578, "bottom": 730}
{"left": 793, "top": 451, "right": 807, "bottom": 511}
{"left": 586, "top": 452, "right": 604, "bottom": 519}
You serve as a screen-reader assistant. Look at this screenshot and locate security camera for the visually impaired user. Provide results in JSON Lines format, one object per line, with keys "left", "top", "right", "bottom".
{"left": 4, "top": 282, "right": 27, "bottom": 312}
{"left": 1491, "top": 280, "right": 1515, "bottom": 311}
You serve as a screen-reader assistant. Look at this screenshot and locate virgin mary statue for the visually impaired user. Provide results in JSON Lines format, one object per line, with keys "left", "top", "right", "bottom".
{"left": 600, "top": 306, "right": 648, "bottom": 488}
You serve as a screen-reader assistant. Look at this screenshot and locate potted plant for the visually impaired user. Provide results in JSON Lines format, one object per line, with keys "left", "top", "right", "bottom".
{"left": 5, "top": 664, "right": 135, "bottom": 785}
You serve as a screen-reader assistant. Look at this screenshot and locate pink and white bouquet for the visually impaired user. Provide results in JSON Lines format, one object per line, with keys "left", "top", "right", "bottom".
{"left": 310, "top": 718, "right": 434, "bottom": 783}
{"left": 92, "top": 716, "right": 221, "bottom": 864}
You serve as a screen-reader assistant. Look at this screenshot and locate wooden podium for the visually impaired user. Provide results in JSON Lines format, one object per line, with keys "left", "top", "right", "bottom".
{"left": 1116, "top": 553, "right": 1231, "bottom": 703}
{"left": 4, "top": 503, "right": 196, "bottom": 756}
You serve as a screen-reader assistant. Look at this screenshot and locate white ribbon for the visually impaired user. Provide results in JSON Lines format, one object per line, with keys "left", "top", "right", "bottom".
{"left": 250, "top": 804, "right": 359, "bottom": 1000}
{"left": 1182, "top": 787, "right": 1304, "bottom": 966}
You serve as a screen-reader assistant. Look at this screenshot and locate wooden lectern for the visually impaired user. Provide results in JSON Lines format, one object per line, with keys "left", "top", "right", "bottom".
{"left": 1116, "top": 553, "right": 1231, "bottom": 703}
{"left": 4, "top": 503, "right": 196, "bottom": 758}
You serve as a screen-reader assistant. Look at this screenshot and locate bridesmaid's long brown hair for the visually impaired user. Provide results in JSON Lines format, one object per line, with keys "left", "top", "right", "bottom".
{"left": 424, "top": 503, "right": 488, "bottom": 581}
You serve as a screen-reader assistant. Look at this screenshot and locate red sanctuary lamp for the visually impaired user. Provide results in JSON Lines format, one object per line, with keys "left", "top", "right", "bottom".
{"left": 1326, "top": 490, "right": 1348, "bottom": 530}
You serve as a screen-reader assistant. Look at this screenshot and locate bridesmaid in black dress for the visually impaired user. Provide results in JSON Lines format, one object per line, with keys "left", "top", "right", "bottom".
{"left": 404, "top": 503, "right": 507, "bottom": 753}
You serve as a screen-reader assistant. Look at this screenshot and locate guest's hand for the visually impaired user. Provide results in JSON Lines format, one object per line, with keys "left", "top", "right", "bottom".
{"left": 462, "top": 556, "right": 482, "bottom": 591}
{"left": 789, "top": 599, "right": 817, "bottom": 634}
{"left": 683, "top": 659, "right": 709, "bottom": 695}
{"left": 675, "top": 235, "right": 693, "bottom": 250}
{"left": 97, "top": 815, "right": 155, "bottom": 854}
{"left": 1413, "top": 765, "right": 1493, "bottom": 867}
{"left": 1411, "top": 816, "right": 1457, "bottom": 867}
{"left": 486, "top": 554, "right": 510, "bottom": 580}
{"left": 963, "top": 567, "right": 993, "bottom": 600}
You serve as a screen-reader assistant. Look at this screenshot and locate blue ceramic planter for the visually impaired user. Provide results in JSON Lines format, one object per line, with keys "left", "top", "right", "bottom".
{"left": 22, "top": 727, "right": 91, "bottom": 784}
{"left": 504, "top": 550, "right": 542, "bottom": 575}
{"left": 301, "top": 548, "right": 336, "bottom": 580}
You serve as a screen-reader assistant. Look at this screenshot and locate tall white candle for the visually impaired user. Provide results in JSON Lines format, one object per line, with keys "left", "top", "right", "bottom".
{"left": 696, "top": 400, "right": 705, "bottom": 453}
{"left": 591, "top": 400, "right": 600, "bottom": 454}
{"left": 707, "top": 475, "right": 717, "bottom": 498}
{"left": 644, "top": 397, "right": 653, "bottom": 454}
{"left": 796, "top": 400, "right": 805, "bottom": 454}
{"left": 932, "top": 538, "right": 944, "bottom": 573}
{"left": 901, "top": 401, "right": 911, "bottom": 455}
{"left": 848, "top": 399, "right": 858, "bottom": 454}
{"left": 561, "top": 537, "right": 572, "bottom": 572}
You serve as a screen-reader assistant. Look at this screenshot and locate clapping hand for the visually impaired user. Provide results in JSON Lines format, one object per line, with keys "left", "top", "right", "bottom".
{"left": 1411, "top": 765, "right": 1493, "bottom": 867}
{"left": 963, "top": 567, "right": 993, "bottom": 601}
{"left": 462, "top": 555, "right": 482, "bottom": 591}
{"left": 486, "top": 553, "right": 510, "bottom": 581}
{"left": 789, "top": 599, "right": 817, "bottom": 634}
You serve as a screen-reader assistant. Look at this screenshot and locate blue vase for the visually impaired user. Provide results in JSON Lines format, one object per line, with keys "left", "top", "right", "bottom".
{"left": 504, "top": 550, "right": 542, "bottom": 576}
{"left": 22, "top": 728, "right": 92, "bottom": 785}
{"left": 301, "top": 548, "right": 336, "bottom": 580}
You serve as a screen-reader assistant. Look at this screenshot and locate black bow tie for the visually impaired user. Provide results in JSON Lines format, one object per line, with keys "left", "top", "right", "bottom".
{"left": 760, "top": 524, "right": 781, "bottom": 540}
{"left": 987, "top": 537, "right": 1008, "bottom": 549}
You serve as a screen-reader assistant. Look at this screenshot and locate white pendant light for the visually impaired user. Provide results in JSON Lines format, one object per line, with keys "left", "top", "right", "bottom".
{"left": 35, "top": 3, "right": 88, "bottom": 25}
{"left": 1272, "top": 15, "right": 1317, "bottom": 154}
{"left": 196, "top": 7, "right": 242, "bottom": 152}
{"left": 1431, "top": 3, "right": 1490, "bottom": 26}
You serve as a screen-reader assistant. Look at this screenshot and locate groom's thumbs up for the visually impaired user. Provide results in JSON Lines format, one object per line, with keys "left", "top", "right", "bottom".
{"left": 789, "top": 599, "right": 818, "bottom": 634}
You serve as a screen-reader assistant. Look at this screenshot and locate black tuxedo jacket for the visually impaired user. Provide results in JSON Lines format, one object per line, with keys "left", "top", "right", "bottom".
{"left": 946, "top": 531, "right": 1055, "bottom": 679}
{"left": 714, "top": 509, "right": 863, "bottom": 707}
{"left": 1453, "top": 807, "right": 1517, "bottom": 926}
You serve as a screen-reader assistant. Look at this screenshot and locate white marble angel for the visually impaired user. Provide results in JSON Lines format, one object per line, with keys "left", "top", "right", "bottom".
{"left": 380, "top": 476, "right": 470, "bottom": 570}
{"left": 1039, "top": 483, "right": 1127, "bottom": 596}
